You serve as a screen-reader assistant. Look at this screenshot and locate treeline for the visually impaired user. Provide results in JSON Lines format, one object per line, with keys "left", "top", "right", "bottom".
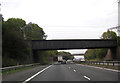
{"left": 2, "top": 14, "right": 58, "bottom": 67}
{"left": 85, "top": 30, "right": 119, "bottom": 61}
{"left": 57, "top": 51, "right": 73, "bottom": 60}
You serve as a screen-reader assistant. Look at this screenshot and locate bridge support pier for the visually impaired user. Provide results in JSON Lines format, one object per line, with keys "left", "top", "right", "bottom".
{"left": 32, "top": 50, "right": 40, "bottom": 63}
{"left": 116, "top": 46, "right": 120, "bottom": 59}
{"left": 105, "top": 47, "right": 120, "bottom": 60}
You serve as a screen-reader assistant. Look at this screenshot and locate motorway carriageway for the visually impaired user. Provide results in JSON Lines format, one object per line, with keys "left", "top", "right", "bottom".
{"left": 2, "top": 63, "right": 119, "bottom": 82}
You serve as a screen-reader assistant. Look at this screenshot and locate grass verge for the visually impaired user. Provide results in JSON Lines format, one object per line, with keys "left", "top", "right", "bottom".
{"left": 2, "top": 65, "right": 40, "bottom": 76}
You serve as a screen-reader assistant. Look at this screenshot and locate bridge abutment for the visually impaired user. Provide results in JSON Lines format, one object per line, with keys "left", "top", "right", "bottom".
{"left": 32, "top": 50, "right": 39, "bottom": 63}
{"left": 116, "top": 46, "right": 120, "bottom": 59}
{"left": 105, "top": 46, "right": 120, "bottom": 60}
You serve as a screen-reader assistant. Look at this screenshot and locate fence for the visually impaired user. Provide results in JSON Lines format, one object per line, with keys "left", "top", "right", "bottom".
{"left": 81, "top": 61, "right": 120, "bottom": 66}
{"left": 0, "top": 63, "right": 40, "bottom": 71}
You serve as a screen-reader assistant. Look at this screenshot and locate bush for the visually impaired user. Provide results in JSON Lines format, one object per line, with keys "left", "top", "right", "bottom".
{"left": 2, "top": 56, "right": 17, "bottom": 67}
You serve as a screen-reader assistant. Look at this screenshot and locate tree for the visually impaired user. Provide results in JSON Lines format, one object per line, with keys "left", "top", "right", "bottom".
{"left": 85, "top": 31, "right": 117, "bottom": 61}
{"left": 23, "top": 22, "right": 46, "bottom": 40}
{"left": 2, "top": 18, "right": 29, "bottom": 66}
{"left": 57, "top": 51, "right": 72, "bottom": 60}
{"left": 101, "top": 30, "right": 117, "bottom": 39}
{"left": 2, "top": 16, "right": 58, "bottom": 66}
{"left": 31, "top": 24, "right": 45, "bottom": 40}
{"left": 5, "top": 18, "right": 26, "bottom": 32}
{"left": 36, "top": 50, "right": 58, "bottom": 64}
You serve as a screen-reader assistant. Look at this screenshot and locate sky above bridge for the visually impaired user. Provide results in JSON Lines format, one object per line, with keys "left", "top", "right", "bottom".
{"left": 1, "top": 0, "right": 118, "bottom": 54}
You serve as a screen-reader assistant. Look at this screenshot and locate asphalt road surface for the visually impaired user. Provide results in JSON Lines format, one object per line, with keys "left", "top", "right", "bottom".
{"left": 2, "top": 63, "right": 119, "bottom": 82}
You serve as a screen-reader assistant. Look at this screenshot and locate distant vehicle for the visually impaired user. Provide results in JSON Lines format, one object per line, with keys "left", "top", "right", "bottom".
{"left": 54, "top": 62, "right": 61, "bottom": 65}
{"left": 58, "top": 56, "right": 63, "bottom": 62}
{"left": 61, "top": 60, "right": 66, "bottom": 64}
{"left": 67, "top": 60, "right": 73, "bottom": 64}
{"left": 79, "top": 58, "right": 85, "bottom": 62}
{"left": 73, "top": 57, "right": 85, "bottom": 62}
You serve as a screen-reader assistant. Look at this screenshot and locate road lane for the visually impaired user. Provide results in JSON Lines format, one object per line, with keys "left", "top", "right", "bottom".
{"left": 30, "top": 64, "right": 87, "bottom": 81}
{"left": 2, "top": 64, "right": 119, "bottom": 82}
{"left": 23, "top": 65, "right": 52, "bottom": 83}
{"left": 30, "top": 64, "right": 119, "bottom": 81}
{"left": 2, "top": 65, "right": 49, "bottom": 81}
{"left": 74, "top": 64, "right": 119, "bottom": 81}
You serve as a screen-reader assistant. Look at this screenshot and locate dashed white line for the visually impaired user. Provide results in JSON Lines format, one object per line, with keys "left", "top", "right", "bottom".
{"left": 73, "top": 69, "right": 76, "bottom": 72}
{"left": 84, "top": 76, "right": 90, "bottom": 80}
{"left": 22, "top": 65, "right": 52, "bottom": 83}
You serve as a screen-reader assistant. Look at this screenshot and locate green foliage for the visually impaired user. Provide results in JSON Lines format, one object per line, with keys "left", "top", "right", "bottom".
{"left": 2, "top": 17, "right": 30, "bottom": 66}
{"left": 58, "top": 51, "right": 71, "bottom": 55}
{"left": 5, "top": 18, "right": 26, "bottom": 37}
{"left": 2, "top": 15, "right": 61, "bottom": 66}
{"left": 6, "top": 18, "right": 26, "bottom": 29}
{"left": 85, "top": 49, "right": 107, "bottom": 60}
{"left": 0, "top": 14, "right": 4, "bottom": 22}
{"left": 24, "top": 23, "right": 45, "bottom": 40}
{"left": 85, "top": 31, "right": 118, "bottom": 61}
{"left": 38, "top": 51, "right": 49, "bottom": 64}
{"left": 101, "top": 30, "right": 117, "bottom": 39}
{"left": 37, "top": 50, "right": 58, "bottom": 64}
{"left": 31, "top": 24, "right": 45, "bottom": 40}
{"left": 2, "top": 56, "right": 17, "bottom": 67}
{"left": 57, "top": 51, "right": 72, "bottom": 60}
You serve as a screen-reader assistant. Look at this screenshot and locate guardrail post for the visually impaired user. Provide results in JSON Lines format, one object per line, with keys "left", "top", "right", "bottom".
{"left": 113, "top": 62, "right": 114, "bottom": 66}
{"left": 88, "top": 62, "right": 90, "bottom": 65}
{"left": 1, "top": 63, "right": 40, "bottom": 72}
{"left": 82, "top": 61, "right": 120, "bottom": 67}
{"left": 107, "top": 62, "right": 109, "bottom": 66}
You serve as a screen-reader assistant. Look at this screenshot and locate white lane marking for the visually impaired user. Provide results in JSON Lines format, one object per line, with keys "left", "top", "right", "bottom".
{"left": 84, "top": 76, "right": 90, "bottom": 80}
{"left": 73, "top": 69, "right": 76, "bottom": 72}
{"left": 22, "top": 65, "right": 52, "bottom": 83}
{"left": 76, "top": 64, "right": 120, "bottom": 72}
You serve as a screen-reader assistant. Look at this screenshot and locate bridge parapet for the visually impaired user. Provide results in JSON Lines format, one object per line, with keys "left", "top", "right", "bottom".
{"left": 31, "top": 39, "right": 117, "bottom": 50}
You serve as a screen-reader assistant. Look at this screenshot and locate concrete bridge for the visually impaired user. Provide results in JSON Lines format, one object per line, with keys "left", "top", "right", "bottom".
{"left": 31, "top": 39, "right": 117, "bottom": 50}
{"left": 72, "top": 54, "right": 85, "bottom": 56}
{"left": 26, "top": 39, "right": 119, "bottom": 62}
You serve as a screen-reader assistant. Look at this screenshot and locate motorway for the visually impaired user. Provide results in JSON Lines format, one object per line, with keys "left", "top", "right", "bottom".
{"left": 2, "top": 63, "right": 119, "bottom": 82}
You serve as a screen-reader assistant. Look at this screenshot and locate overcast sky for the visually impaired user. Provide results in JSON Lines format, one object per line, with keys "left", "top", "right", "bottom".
{"left": 1, "top": 0, "right": 118, "bottom": 54}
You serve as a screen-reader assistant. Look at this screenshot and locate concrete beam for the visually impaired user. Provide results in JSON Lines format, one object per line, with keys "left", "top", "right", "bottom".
{"left": 72, "top": 54, "right": 85, "bottom": 56}
{"left": 31, "top": 39, "right": 117, "bottom": 50}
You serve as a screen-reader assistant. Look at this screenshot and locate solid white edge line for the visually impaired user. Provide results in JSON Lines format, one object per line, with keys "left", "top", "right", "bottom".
{"left": 22, "top": 65, "right": 52, "bottom": 83}
{"left": 84, "top": 76, "right": 90, "bottom": 80}
{"left": 76, "top": 64, "right": 120, "bottom": 72}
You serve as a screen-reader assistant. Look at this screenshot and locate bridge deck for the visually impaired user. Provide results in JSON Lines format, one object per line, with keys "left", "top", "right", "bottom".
{"left": 30, "top": 39, "right": 117, "bottom": 50}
